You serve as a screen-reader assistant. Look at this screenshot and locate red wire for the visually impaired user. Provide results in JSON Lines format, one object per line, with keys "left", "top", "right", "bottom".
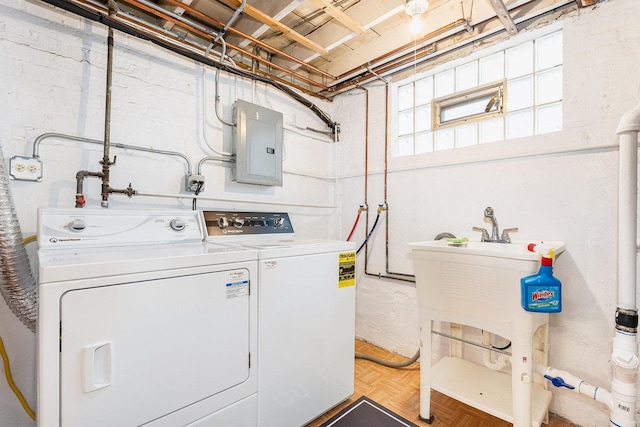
{"left": 346, "top": 212, "right": 361, "bottom": 241}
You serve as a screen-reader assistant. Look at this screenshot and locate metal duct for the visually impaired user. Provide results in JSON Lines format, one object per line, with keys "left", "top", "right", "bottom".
{"left": 0, "top": 144, "right": 37, "bottom": 332}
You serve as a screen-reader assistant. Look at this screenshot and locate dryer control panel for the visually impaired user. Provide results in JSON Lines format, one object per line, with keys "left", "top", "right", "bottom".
{"left": 204, "top": 211, "right": 293, "bottom": 237}
{"left": 37, "top": 208, "right": 205, "bottom": 249}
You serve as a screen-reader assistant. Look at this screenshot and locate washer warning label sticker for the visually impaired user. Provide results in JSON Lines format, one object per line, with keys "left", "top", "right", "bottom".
{"left": 338, "top": 251, "right": 356, "bottom": 288}
{"left": 226, "top": 280, "right": 249, "bottom": 298}
{"left": 227, "top": 270, "right": 249, "bottom": 298}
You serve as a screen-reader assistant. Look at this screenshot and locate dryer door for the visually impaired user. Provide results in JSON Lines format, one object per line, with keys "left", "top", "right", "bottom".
{"left": 59, "top": 268, "right": 252, "bottom": 427}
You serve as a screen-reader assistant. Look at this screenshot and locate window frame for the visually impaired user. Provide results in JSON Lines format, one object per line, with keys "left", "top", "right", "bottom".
{"left": 389, "top": 22, "right": 564, "bottom": 160}
{"left": 432, "top": 79, "right": 506, "bottom": 130}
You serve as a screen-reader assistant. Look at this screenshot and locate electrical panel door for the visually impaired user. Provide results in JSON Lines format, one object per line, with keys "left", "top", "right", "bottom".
{"left": 232, "top": 100, "right": 283, "bottom": 186}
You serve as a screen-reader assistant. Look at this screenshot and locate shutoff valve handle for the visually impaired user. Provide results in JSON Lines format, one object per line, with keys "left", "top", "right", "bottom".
{"left": 544, "top": 375, "right": 575, "bottom": 389}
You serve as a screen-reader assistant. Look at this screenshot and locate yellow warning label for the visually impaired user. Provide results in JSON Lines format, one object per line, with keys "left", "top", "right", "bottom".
{"left": 338, "top": 251, "right": 356, "bottom": 288}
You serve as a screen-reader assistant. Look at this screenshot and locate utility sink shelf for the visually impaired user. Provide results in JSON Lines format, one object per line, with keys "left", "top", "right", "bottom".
{"left": 431, "top": 357, "right": 552, "bottom": 427}
{"left": 409, "top": 239, "right": 565, "bottom": 427}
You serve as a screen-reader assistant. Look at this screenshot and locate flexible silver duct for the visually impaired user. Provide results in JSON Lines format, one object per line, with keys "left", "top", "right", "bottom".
{"left": 0, "top": 144, "right": 37, "bottom": 332}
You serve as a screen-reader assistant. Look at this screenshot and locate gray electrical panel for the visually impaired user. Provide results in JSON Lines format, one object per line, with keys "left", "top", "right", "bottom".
{"left": 232, "top": 100, "right": 283, "bottom": 186}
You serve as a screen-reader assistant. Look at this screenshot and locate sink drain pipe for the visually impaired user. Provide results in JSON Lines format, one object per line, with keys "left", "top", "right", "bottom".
{"left": 610, "top": 101, "right": 640, "bottom": 427}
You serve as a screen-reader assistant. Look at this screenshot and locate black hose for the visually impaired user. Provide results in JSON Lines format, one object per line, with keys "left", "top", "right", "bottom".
{"left": 356, "top": 213, "right": 381, "bottom": 254}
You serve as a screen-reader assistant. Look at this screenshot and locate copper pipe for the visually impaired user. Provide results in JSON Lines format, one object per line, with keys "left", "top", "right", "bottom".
{"left": 122, "top": 0, "right": 330, "bottom": 90}
{"left": 335, "top": 19, "right": 468, "bottom": 82}
{"left": 327, "top": 42, "right": 436, "bottom": 94}
{"left": 162, "top": 0, "right": 336, "bottom": 81}
{"left": 90, "top": 0, "right": 331, "bottom": 99}
{"left": 355, "top": 85, "right": 368, "bottom": 213}
{"left": 72, "top": 0, "right": 328, "bottom": 98}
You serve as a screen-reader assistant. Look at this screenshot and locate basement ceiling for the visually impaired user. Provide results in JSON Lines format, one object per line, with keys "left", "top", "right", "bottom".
{"left": 46, "top": 0, "right": 589, "bottom": 98}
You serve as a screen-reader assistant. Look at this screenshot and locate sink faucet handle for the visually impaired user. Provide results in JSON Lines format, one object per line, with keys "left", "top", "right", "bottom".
{"left": 472, "top": 227, "right": 490, "bottom": 241}
{"left": 501, "top": 227, "right": 518, "bottom": 243}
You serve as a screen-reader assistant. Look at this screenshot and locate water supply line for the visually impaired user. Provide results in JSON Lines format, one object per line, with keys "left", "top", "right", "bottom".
{"left": 359, "top": 70, "right": 416, "bottom": 282}
{"left": 76, "top": 3, "right": 137, "bottom": 207}
{"left": 356, "top": 77, "right": 413, "bottom": 282}
{"left": 356, "top": 205, "right": 384, "bottom": 255}
{"left": 346, "top": 205, "right": 365, "bottom": 241}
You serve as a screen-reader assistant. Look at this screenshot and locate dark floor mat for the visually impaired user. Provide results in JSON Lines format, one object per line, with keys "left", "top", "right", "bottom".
{"left": 319, "top": 396, "right": 419, "bottom": 427}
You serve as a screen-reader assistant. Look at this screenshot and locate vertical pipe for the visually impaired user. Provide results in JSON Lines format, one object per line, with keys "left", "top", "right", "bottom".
{"left": 355, "top": 84, "right": 369, "bottom": 235}
{"left": 100, "top": 8, "right": 116, "bottom": 208}
{"left": 613, "top": 103, "right": 640, "bottom": 427}
{"left": 618, "top": 131, "right": 638, "bottom": 311}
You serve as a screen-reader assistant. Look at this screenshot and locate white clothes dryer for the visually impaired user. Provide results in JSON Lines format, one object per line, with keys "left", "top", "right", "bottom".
{"left": 203, "top": 211, "right": 356, "bottom": 427}
{"left": 37, "top": 208, "right": 259, "bottom": 427}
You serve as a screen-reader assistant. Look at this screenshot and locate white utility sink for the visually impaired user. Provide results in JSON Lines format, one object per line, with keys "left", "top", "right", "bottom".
{"left": 408, "top": 239, "right": 566, "bottom": 261}
{"left": 409, "top": 238, "right": 566, "bottom": 427}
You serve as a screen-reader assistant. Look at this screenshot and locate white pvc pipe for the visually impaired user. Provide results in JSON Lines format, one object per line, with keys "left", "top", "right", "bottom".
{"left": 617, "top": 103, "right": 640, "bottom": 310}
{"left": 535, "top": 366, "right": 614, "bottom": 410}
{"left": 482, "top": 331, "right": 510, "bottom": 371}
{"left": 614, "top": 102, "right": 640, "bottom": 427}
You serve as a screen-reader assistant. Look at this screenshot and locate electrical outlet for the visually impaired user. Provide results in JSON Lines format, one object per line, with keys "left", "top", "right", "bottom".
{"left": 185, "top": 174, "right": 205, "bottom": 193}
{"left": 9, "top": 156, "right": 43, "bottom": 181}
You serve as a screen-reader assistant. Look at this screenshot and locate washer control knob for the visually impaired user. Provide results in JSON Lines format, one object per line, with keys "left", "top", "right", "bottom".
{"left": 233, "top": 218, "right": 245, "bottom": 228}
{"left": 218, "top": 217, "right": 229, "bottom": 229}
{"left": 68, "top": 219, "right": 87, "bottom": 232}
{"left": 169, "top": 218, "right": 186, "bottom": 232}
{"left": 274, "top": 217, "right": 285, "bottom": 228}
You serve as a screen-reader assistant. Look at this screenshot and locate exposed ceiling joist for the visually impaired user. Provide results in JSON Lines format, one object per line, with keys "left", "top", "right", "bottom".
{"left": 36, "top": 0, "right": 586, "bottom": 102}
{"left": 221, "top": 0, "right": 329, "bottom": 55}
{"left": 306, "top": 0, "right": 366, "bottom": 35}
{"left": 486, "top": 0, "right": 518, "bottom": 35}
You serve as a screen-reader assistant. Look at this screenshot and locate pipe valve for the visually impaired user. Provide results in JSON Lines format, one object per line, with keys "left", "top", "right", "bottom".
{"left": 544, "top": 375, "right": 575, "bottom": 390}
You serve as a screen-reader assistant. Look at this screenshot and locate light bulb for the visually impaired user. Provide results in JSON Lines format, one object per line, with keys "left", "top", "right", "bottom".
{"left": 409, "top": 14, "right": 422, "bottom": 34}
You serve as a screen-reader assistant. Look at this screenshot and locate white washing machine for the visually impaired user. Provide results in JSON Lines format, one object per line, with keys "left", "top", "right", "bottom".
{"left": 36, "top": 208, "right": 259, "bottom": 427}
{"left": 203, "top": 211, "right": 356, "bottom": 427}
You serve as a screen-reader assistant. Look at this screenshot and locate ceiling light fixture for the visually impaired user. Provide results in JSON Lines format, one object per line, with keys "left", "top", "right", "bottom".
{"left": 405, "top": 0, "right": 429, "bottom": 34}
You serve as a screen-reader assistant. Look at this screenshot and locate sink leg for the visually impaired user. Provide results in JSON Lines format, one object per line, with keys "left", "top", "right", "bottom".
{"left": 511, "top": 320, "right": 534, "bottom": 427}
{"left": 419, "top": 319, "right": 433, "bottom": 422}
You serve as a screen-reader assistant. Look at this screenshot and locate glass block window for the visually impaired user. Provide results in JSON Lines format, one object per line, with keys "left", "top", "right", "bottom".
{"left": 394, "top": 29, "right": 562, "bottom": 157}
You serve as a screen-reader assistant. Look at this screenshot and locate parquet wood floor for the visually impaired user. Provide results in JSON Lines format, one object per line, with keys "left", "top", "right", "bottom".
{"left": 305, "top": 340, "right": 575, "bottom": 427}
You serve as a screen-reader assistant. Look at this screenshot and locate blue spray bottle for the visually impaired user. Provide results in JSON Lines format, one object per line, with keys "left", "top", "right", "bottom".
{"left": 520, "top": 244, "right": 562, "bottom": 313}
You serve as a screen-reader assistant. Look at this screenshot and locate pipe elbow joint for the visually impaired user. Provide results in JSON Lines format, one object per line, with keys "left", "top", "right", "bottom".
{"left": 616, "top": 102, "right": 640, "bottom": 134}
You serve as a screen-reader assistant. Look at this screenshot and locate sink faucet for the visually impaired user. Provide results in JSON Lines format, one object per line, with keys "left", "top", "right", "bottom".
{"left": 484, "top": 207, "right": 500, "bottom": 241}
{"left": 473, "top": 207, "right": 518, "bottom": 243}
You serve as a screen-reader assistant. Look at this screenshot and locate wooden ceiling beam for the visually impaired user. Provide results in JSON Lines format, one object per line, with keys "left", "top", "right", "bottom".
{"left": 306, "top": 0, "right": 366, "bottom": 36}
{"left": 222, "top": 0, "right": 329, "bottom": 55}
